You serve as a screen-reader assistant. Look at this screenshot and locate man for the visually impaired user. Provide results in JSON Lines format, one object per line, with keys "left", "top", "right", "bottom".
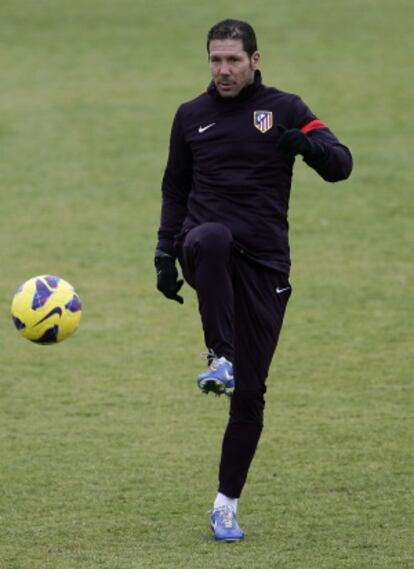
{"left": 155, "top": 19, "right": 352, "bottom": 541}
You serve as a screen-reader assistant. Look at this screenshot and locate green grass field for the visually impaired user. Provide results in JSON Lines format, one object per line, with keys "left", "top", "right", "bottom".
{"left": 0, "top": 1, "right": 413, "bottom": 567}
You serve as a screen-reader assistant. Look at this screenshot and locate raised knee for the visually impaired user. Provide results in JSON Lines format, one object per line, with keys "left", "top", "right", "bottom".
{"left": 188, "top": 223, "right": 233, "bottom": 255}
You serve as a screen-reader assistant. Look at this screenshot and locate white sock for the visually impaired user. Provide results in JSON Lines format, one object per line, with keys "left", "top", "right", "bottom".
{"left": 213, "top": 492, "right": 238, "bottom": 513}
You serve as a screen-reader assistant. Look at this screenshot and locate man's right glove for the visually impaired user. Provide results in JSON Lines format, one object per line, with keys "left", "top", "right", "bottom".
{"left": 154, "top": 249, "right": 184, "bottom": 304}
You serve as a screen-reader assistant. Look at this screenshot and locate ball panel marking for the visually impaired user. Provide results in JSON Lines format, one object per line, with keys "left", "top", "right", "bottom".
{"left": 12, "top": 316, "right": 26, "bottom": 330}
{"left": 32, "top": 279, "right": 54, "bottom": 310}
{"left": 32, "top": 325, "right": 59, "bottom": 344}
{"left": 44, "top": 275, "right": 60, "bottom": 289}
{"left": 65, "top": 294, "right": 82, "bottom": 313}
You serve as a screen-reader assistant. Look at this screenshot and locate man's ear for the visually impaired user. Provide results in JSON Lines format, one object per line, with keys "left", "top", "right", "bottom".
{"left": 251, "top": 51, "right": 261, "bottom": 69}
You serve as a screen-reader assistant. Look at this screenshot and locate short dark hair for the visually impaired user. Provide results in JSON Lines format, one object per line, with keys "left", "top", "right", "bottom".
{"left": 207, "top": 19, "right": 258, "bottom": 56}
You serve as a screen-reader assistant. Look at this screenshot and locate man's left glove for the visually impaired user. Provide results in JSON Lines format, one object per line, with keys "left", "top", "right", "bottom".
{"left": 278, "top": 129, "right": 324, "bottom": 160}
{"left": 154, "top": 249, "right": 184, "bottom": 304}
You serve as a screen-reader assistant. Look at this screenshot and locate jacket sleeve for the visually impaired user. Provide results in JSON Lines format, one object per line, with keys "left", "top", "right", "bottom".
{"left": 157, "top": 107, "right": 193, "bottom": 255}
{"left": 291, "top": 96, "right": 353, "bottom": 183}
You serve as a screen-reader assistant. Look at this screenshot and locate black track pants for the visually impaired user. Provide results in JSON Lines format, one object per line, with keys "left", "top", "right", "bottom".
{"left": 178, "top": 222, "right": 291, "bottom": 498}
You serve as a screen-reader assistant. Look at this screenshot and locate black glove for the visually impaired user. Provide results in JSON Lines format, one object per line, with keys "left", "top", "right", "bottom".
{"left": 154, "top": 249, "right": 184, "bottom": 304}
{"left": 278, "top": 128, "right": 324, "bottom": 160}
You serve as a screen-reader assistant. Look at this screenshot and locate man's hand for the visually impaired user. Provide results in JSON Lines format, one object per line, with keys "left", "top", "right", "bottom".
{"left": 278, "top": 129, "right": 324, "bottom": 160}
{"left": 154, "top": 249, "right": 184, "bottom": 304}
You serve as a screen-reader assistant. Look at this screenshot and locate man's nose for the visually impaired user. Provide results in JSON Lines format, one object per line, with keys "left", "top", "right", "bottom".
{"left": 219, "top": 62, "right": 231, "bottom": 75}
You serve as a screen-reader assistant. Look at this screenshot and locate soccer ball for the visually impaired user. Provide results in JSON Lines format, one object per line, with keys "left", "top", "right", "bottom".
{"left": 11, "top": 275, "right": 82, "bottom": 345}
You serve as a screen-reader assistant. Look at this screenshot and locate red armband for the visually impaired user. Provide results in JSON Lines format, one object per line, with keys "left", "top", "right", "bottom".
{"left": 300, "top": 119, "right": 327, "bottom": 134}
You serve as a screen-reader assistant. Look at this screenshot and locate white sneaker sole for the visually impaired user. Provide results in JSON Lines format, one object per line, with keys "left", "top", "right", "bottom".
{"left": 199, "top": 378, "right": 234, "bottom": 396}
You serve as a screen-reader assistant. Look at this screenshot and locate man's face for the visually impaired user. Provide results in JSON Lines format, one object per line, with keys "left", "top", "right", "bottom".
{"left": 208, "top": 39, "right": 260, "bottom": 98}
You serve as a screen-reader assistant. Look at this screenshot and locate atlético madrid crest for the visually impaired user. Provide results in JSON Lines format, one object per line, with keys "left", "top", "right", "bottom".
{"left": 254, "top": 110, "right": 273, "bottom": 133}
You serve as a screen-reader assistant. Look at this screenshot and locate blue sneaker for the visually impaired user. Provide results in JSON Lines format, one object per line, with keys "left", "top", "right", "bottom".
{"left": 211, "top": 505, "right": 245, "bottom": 542}
{"left": 197, "top": 357, "right": 234, "bottom": 396}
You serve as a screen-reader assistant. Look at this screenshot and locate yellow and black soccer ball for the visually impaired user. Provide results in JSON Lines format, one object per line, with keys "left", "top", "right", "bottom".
{"left": 11, "top": 275, "right": 82, "bottom": 345}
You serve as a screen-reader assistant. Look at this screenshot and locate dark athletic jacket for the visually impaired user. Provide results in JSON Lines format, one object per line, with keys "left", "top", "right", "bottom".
{"left": 157, "top": 71, "right": 352, "bottom": 274}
